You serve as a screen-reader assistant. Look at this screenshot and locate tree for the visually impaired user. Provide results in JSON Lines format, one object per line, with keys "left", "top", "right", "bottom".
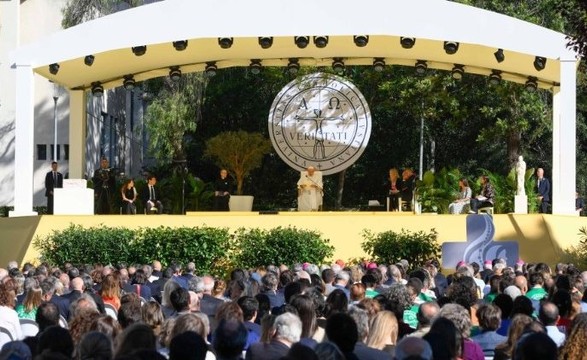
{"left": 143, "top": 74, "right": 207, "bottom": 163}
{"left": 204, "top": 131, "right": 272, "bottom": 195}
{"left": 556, "top": 0, "right": 587, "bottom": 59}
{"left": 61, "top": 0, "right": 149, "bottom": 28}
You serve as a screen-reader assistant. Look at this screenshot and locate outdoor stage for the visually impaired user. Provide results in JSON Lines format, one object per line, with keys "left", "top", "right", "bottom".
{"left": 1, "top": 212, "right": 586, "bottom": 270}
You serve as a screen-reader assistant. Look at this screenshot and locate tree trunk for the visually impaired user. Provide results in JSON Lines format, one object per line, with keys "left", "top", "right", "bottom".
{"left": 507, "top": 130, "right": 522, "bottom": 169}
{"left": 335, "top": 169, "right": 346, "bottom": 210}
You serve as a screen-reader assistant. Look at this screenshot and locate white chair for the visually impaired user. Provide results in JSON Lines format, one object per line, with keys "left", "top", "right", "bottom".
{"left": 19, "top": 319, "right": 39, "bottom": 337}
{"left": 104, "top": 303, "right": 118, "bottom": 320}
{"left": 0, "top": 326, "right": 13, "bottom": 348}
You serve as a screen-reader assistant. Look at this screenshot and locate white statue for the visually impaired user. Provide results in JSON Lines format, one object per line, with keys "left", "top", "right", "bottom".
{"left": 515, "top": 155, "right": 526, "bottom": 196}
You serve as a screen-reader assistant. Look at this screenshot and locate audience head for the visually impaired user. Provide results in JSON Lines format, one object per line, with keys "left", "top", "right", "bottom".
{"left": 424, "top": 317, "right": 462, "bottom": 360}
{"left": 77, "top": 331, "right": 113, "bottom": 360}
{"left": 366, "top": 310, "right": 398, "bottom": 350}
{"left": 559, "top": 312, "right": 587, "bottom": 360}
{"left": 114, "top": 323, "right": 157, "bottom": 358}
{"left": 274, "top": 312, "right": 302, "bottom": 344}
{"left": 314, "top": 341, "right": 345, "bottom": 360}
{"left": 170, "top": 287, "right": 190, "bottom": 313}
{"left": 395, "top": 336, "right": 433, "bottom": 360}
{"left": 437, "top": 303, "right": 471, "bottom": 339}
{"left": 37, "top": 326, "right": 74, "bottom": 358}
{"left": 212, "top": 319, "right": 248, "bottom": 360}
{"left": 538, "top": 301, "right": 559, "bottom": 326}
{"left": 325, "top": 312, "right": 358, "bottom": 353}
{"left": 476, "top": 303, "right": 502, "bottom": 331}
{"left": 169, "top": 331, "right": 207, "bottom": 360}
{"left": 36, "top": 302, "right": 60, "bottom": 332}
{"left": 514, "top": 331, "right": 557, "bottom": 360}
{"left": 416, "top": 301, "right": 439, "bottom": 329}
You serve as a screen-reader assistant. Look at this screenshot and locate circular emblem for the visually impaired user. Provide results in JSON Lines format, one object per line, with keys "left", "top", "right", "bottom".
{"left": 268, "top": 72, "right": 372, "bottom": 175}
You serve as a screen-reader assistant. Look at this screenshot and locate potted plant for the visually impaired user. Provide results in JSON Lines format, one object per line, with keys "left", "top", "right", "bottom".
{"left": 204, "top": 131, "right": 272, "bottom": 211}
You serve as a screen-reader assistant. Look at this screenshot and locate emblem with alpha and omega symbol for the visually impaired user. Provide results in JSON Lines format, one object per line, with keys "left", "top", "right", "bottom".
{"left": 268, "top": 72, "right": 372, "bottom": 175}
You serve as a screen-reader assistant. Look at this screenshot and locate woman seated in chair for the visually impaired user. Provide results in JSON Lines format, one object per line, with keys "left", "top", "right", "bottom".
{"left": 449, "top": 178, "right": 472, "bottom": 214}
{"left": 469, "top": 175, "right": 495, "bottom": 213}
{"left": 120, "top": 179, "right": 137, "bottom": 215}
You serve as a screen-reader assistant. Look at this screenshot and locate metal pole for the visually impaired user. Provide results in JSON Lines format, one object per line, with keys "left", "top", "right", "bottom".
{"left": 53, "top": 96, "right": 58, "bottom": 161}
{"left": 419, "top": 102, "right": 424, "bottom": 180}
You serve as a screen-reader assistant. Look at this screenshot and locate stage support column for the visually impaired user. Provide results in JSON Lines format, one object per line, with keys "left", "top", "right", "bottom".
{"left": 10, "top": 65, "right": 37, "bottom": 217}
{"left": 552, "top": 59, "right": 577, "bottom": 215}
{"left": 68, "top": 90, "right": 87, "bottom": 179}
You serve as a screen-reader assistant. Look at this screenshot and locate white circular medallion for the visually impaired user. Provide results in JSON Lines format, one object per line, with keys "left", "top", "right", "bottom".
{"left": 268, "top": 72, "right": 372, "bottom": 175}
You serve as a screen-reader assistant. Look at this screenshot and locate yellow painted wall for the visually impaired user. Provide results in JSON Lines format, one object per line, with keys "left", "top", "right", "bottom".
{"left": 2, "top": 213, "right": 586, "bottom": 268}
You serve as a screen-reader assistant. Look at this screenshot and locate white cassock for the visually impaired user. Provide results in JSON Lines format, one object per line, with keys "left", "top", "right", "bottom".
{"left": 297, "top": 170, "right": 323, "bottom": 211}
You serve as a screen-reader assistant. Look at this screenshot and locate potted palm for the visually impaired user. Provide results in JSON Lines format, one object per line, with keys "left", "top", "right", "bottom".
{"left": 204, "top": 130, "right": 272, "bottom": 211}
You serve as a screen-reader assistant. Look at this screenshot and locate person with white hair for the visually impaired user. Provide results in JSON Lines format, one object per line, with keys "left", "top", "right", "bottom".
{"left": 245, "top": 312, "right": 302, "bottom": 360}
{"left": 333, "top": 271, "right": 351, "bottom": 299}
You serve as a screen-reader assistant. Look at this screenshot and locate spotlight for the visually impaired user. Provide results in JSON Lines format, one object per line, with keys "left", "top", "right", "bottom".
{"left": 249, "top": 59, "right": 262, "bottom": 74}
{"left": 353, "top": 35, "right": 369, "bottom": 47}
{"left": 294, "top": 36, "right": 310, "bottom": 49}
{"left": 218, "top": 37, "right": 233, "bottom": 49}
{"left": 534, "top": 56, "right": 547, "bottom": 71}
{"left": 49, "top": 63, "right": 60, "bottom": 75}
{"left": 313, "top": 36, "right": 329, "bottom": 48}
{"left": 332, "top": 58, "right": 345, "bottom": 74}
{"left": 373, "top": 58, "right": 385, "bottom": 72}
{"left": 415, "top": 60, "right": 427, "bottom": 75}
{"left": 173, "top": 40, "right": 188, "bottom": 51}
{"left": 488, "top": 70, "right": 502, "bottom": 85}
{"left": 132, "top": 45, "right": 147, "bottom": 56}
{"left": 494, "top": 48, "right": 505, "bottom": 63}
{"left": 123, "top": 75, "right": 135, "bottom": 90}
{"left": 169, "top": 66, "right": 181, "bottom": 81}
{"left": 287, "top": 58, "right": 300, "bottom": 75}
{"left": 258, "top": 37, "right": 273, "bottom": 49}
{"left": 525, "top": 76, "right": 538, "bottom": 92}
{"left": 451, "top": 64, "right": 465, "bottom": 80}
{"left": 205, "top": 62, "right": 217, "bottom": 77}
{"left": 84, "top": 55, "right": 95, "bottom": 66}
{"left": 91, "top": 82, "right": 104, "bottom": 97}
{"left": 443, "top": 41, "right": 459, "bottom": 55}
{"left": 400, "top": 37, "right": 416, "bottom": 49}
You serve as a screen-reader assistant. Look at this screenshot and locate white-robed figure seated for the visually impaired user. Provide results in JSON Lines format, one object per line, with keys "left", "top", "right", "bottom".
{"left": 297, "top": 166, "right": 323, "bottom": 211}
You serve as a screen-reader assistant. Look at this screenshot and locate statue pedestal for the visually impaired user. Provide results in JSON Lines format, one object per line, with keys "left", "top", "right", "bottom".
{"left": 515, "top": 195, "right": 528, "bottom": 214}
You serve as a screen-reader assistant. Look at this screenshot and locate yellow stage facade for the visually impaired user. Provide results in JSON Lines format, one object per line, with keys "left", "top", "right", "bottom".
{"left": 1, "top": 213, "right": 586, "bottom": 270}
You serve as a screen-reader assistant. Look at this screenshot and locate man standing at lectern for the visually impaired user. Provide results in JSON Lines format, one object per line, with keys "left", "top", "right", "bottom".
{"left": 297, "top": 166, "right": 323, "bottom": 211}
{"left": 45, "top": 161, "right": 63, "bottom": 214}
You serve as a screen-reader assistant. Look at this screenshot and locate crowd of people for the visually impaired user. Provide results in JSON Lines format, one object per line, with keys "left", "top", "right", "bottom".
{"left": 1, "top": 257, "right": 585, "bottom": 360}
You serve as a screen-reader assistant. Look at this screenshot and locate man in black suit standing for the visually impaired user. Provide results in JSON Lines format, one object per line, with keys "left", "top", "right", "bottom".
{"left": 45, "top": 161, "right": 63, "bottom": 214}
{"left": 93, "top": 158, "right": 115, "bottom": 214}
{"left": 536, "top": 168, "right": 551, "bottom": 214}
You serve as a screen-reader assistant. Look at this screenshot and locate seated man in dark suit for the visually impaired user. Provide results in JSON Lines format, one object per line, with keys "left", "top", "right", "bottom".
{"left": 400, "top": 168, "right": 416, "bottom": 211}
{"left": 577, "top": 191, "right": 585, "bottom": 216}
{"left": 142, "top": 175, "right": 163, "bottom": 214}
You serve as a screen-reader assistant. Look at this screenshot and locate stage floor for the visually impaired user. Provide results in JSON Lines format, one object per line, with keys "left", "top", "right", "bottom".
{"left": 2, "top": 212, "right": 586, "bottom": 270}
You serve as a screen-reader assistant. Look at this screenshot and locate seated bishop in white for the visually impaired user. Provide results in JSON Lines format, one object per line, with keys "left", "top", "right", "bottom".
{"left": 297, "top": 166, "right": 323, "bottom": 211}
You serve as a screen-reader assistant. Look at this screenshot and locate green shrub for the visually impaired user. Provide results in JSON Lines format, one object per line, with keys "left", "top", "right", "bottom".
{"left": 233, "top": 226, "right": 334, "bottom": 268}
{"left": 132, "top": 226, "right": 231, "bottom": 276}
{"left": 561, "top": 226, "right": 587, "bottom": 269}
{"left": 361, "top": 228, "right": 440, "bottom": 271}
{"left": 33, "top": 224, "right": 135, "bottom": 266}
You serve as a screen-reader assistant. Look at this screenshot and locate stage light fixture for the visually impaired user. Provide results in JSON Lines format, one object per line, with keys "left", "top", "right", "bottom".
{"left": 258, "top": 37, "right": 273, "bottom": 49}
{"left": 534, "top": 56, "right": 547, "bottom": 71}
{"left": 313, "top": 36, "right": 329, "bottom": 48}
{"left": 169, "top": 66, "right": 182, "bottom": 81}
{"left": 287, "top": 58, "right": 300, "bottom": 75}
{"left": 332, "top": 58, "right": 345, "bottom": 74}
{"left": 525, "top": 76, "right": 538, "bottom": 92}
{"left": 373, "top": 58, "right": 385, "bottom": 72}
{"left": 294, "top": 36, "right": 310, "bottom": 49}
{"left": 249, "top": 59, "right": 262, "bottom": 74}
{"left": 415, "top": 60, "right": 427, "bottom": 75}
{"left": 173, "top": 40, "right": 188, "bottom": 51}
{"left": 84, "top": 55, "right": 95, "bottom": 66}
{"left": 218, "top": 37, "right": 233, "bottom": 49}
{"left": 49, "top": 63, "right": 60, "bottom": 75}
{"left": 132, "top": 45, "right": 147, "bottom": 56}
{"left": 488, "top": 70, "right": 502, "bottom": 85}
{"left": 443, "top": 41, "right": 459, "bottom": 55}
{"left": 205, "top": 62, "right": 217, "bottom": 77}
{"left": 91, "top": 82, "right": 104, "bottom": 97}
{"left": 400, "top": 37, "right": 416, "bottom": 49}
{"left": 353, "top": 35, "right": 369, "bottom": 47}
{"left": 494, "top": 48, "right": 505, "bottom": 63}
{"left": 123, "top": 75, "right": 136, "bottom": 90}
{"left": 451, "top": 64, "right": 465, "bottom": 80}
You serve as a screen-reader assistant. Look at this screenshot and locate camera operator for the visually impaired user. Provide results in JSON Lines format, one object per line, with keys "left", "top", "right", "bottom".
{"left": 92, "top": 157, "right": 115, "bottom": 214}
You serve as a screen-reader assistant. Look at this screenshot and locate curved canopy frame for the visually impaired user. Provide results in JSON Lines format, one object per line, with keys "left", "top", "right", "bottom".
{"left": 9, "top": 0, "right": 577, "bottom": 215}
